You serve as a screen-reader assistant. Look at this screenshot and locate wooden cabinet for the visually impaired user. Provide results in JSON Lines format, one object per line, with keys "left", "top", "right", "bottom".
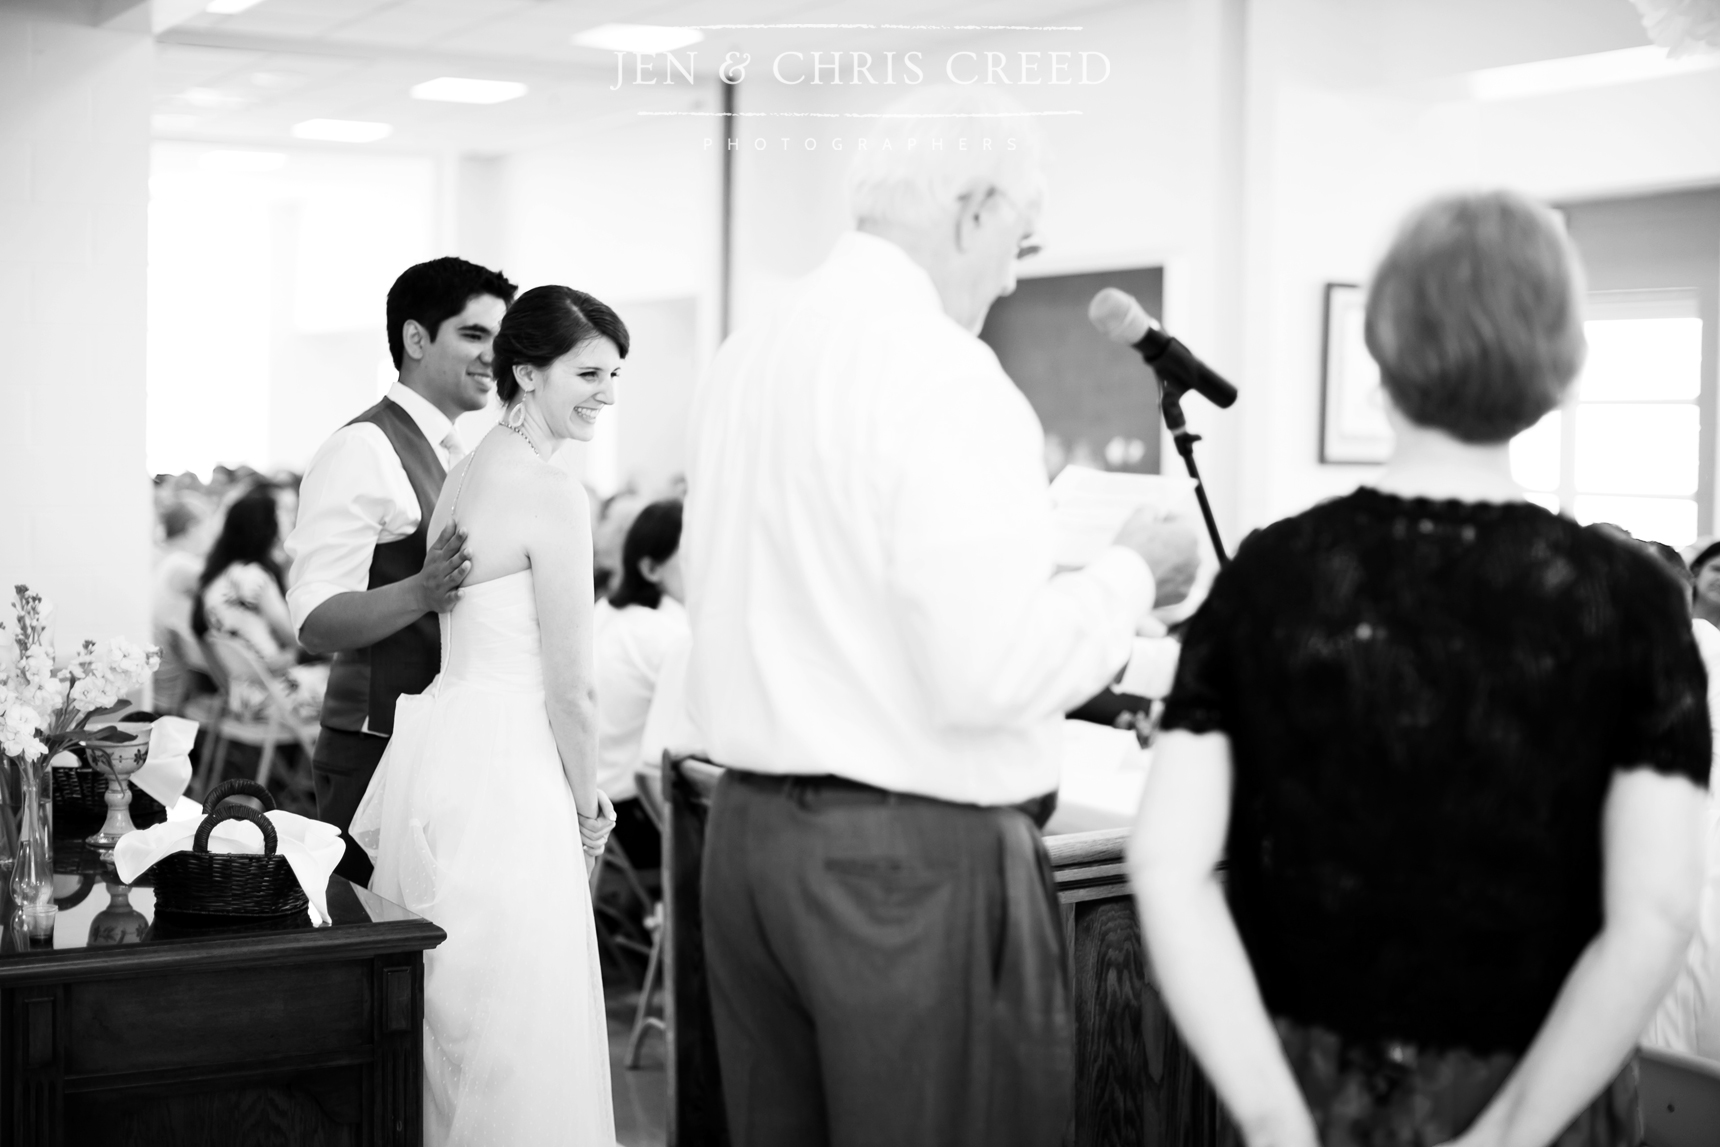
{"left": 0, "top": 869, "right": 443, "bottom": 1147}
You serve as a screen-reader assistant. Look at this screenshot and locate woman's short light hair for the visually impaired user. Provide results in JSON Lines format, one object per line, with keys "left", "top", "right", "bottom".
{"left": 1365, "top": 190, "right": 1587, "bottom": 444}
{"left": 847, "top": 85, "right": 1046, "bottom": 229}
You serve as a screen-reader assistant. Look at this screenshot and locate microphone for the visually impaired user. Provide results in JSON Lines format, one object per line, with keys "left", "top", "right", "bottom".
{"left": 1088, "top": 287, "right": 1237, "bottom": 410}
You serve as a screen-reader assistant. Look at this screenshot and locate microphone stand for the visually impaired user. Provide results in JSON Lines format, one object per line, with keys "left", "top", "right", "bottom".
{"left": 1158, "top": 383, "right": 1230, "bottom": 568}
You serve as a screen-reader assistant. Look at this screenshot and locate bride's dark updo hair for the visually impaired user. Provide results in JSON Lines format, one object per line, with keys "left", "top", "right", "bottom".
{"left": 493, "top": 285, "right": 630, "bottom": 404}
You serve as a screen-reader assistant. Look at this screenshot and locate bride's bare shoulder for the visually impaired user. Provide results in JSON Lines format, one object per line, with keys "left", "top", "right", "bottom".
{"left": 505, "top": 465, "right": 590, "bottom": 579}
{"left": 514, "top": 458, "right": 591, "bottom": 531}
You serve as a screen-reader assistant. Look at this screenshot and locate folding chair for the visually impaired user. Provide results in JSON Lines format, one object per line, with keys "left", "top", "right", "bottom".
{"left": 623, "top": 762, "right": 669, "bottom": 1068}
{"left": 1639, "top": 1044, "right": 1720, "bottom": 1147}
{"left": 194, "top": 635, "right": 318, "bottom": 796}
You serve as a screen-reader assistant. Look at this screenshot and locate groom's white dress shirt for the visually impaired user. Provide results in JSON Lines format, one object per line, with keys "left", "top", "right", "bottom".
{"left": 684, "top": 231, "right": 1156, "bottom": 808}
{"left": 286, "top": 381, "right": 458, "bottom": 638}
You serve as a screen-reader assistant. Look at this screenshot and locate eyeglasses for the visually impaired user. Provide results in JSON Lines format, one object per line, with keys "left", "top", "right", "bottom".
{"left": 958, "top": 187, "right": 1042, "bottom": 262}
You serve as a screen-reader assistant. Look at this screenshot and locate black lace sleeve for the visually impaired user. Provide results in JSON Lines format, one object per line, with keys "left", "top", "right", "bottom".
{"left": 1160, "top": 532, "right": 1258, "bottom": 735}
{"left": 1607, "top": 545, "right": 1711, "bottom": 785}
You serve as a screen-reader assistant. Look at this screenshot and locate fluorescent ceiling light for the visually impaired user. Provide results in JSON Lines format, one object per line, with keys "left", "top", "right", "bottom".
{"left": 250, "top": 71, "right": 305, "bottom": 90}
{"left": 291, "top": 118, "right": 392, "bottom": 143}
{"left": 205, "top": 0, "right": 266, "bottom": 13}
{"left": 410, "top": 77, "right": 528, "bottom": 104}
{"left": 199, "top": 150, "right": 286, "bottom": 173}
{"left": 179, "top": 87, "right": 249, "bottom": 110}
{"left": 1469, "top": 44, "right": 1720, "bottom": 101}
{"left": 572, "top": 24, "right": 704, "bottom": 54}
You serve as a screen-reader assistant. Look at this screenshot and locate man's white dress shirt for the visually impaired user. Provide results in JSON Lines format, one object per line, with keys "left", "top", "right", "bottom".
{"left": 684, "top": 231, "right": 1156, "bottom": 807}
{"left": 286, "top": 382, "right": 457, "bottom": 637}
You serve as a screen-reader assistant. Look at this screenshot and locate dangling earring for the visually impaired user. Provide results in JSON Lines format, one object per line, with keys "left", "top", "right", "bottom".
{"left": 506, "top": 402, "right": 526, "bottom": 429}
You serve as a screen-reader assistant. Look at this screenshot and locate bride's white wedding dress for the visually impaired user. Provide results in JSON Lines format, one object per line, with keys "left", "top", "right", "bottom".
{"left": 351, "top": 568, "right": 615, "bottom": 1145}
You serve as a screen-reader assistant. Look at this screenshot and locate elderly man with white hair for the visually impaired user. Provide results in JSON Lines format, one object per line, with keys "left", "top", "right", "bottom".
{"left": 683, "top": 86, "right": 1200, "bottom": 1146}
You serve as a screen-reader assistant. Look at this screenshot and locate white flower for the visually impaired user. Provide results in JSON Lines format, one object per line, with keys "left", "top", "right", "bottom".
{"left": 69, "top": 674, "right": 119, "bottom": 712}
{"left": 16, "top": 647, "right": 63, "bottom": 718}
{"left": 62, "top": 637, "right": 155, "bottom": 717}
{"left": 106, "top": 637, "right": 149, "bottom": 680}
{"left": 0, "top": 690, "right": 46, "bottom": 762}
{"left": 70, "top": 639, "right": 98, "bottom": 678}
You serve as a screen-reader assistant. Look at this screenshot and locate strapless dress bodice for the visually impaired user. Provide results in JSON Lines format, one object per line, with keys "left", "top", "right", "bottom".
{"left": 438, "top": 569, "right": 543, "bottom": 692}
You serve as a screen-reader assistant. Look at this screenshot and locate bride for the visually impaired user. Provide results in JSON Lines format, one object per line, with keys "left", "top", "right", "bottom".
{"left": 352, "top": 285, "right": 627, "bottom": 1145}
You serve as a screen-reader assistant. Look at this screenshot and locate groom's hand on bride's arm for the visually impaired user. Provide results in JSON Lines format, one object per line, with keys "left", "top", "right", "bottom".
{"left": 297, "top": 524, "right": 471, "bottom": 654}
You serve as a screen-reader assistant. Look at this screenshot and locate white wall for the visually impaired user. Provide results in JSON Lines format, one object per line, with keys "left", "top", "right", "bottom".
{"left": 0, "top": 5, "right": 153, "bottom": 647}
{"left": 717, "top": 0, "right": 1720, "bottom": 545}
{"left": 493, "top": 113, "right": 719, "bottom": 495}
{"left": 724, "top": 0, "right": 1250, "bottom": 531}
{"left": 1235, "top": 0, "right": 1720, "bottom": 533}
{"left": 148, "top": 143, "right": 436, "bottom": 476}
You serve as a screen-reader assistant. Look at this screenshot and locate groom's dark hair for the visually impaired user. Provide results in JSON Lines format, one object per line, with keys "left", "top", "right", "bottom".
{"left": 386, "top": 257, "right": 518, "bottom": 368}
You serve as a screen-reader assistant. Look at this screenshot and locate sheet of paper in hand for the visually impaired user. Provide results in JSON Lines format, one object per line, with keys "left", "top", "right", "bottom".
{"left": 1048, "top": 465, "right": 1217, "bottom": 623}
{"left": 1049, "top": 465, "right": 1197, "bottom": 569}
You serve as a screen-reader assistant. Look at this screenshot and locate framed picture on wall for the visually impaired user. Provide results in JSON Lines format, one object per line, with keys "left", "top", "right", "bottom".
{"left": 1320, "top": 283, "right": 1393, "bottom": 464}
{"left": 980, "top": 267, "right": 1166, "bottom": 476}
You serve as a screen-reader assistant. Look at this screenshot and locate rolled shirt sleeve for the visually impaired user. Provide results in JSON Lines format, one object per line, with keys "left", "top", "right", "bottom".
{"left": 285, "top": 423, "right": 425, "bottom": 636}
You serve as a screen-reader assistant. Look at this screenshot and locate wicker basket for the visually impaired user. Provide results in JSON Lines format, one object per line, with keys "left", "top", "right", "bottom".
{"left": 146, "top": 907, "right": 312, "bottom": 941}
{"left": 150, "top": 779, "right": 309, "bottom": 921}
{"left": 52, "top": 747, "right": 169, "bottom": 832}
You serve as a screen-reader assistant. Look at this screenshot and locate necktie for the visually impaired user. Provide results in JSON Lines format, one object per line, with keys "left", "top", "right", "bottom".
{"left": 441, "top": 430, "right": 467, "bottom": 469}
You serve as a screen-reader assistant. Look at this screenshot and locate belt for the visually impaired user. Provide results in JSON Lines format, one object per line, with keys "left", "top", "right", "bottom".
{"left": 728, "top": 770, "right": 1058, "bottom": 830}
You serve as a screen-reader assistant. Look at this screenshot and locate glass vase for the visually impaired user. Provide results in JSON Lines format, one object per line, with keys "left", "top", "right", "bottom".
{"left": 9, "top": 757, "right": 53, "bottom": 911}
{"left": 0, "top": 756, "right": 18, "bottom": 873}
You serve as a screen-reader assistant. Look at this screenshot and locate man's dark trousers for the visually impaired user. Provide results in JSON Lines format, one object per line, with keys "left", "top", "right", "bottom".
{"left": 312, "top": 727, "right": 388, "bottom": 886}
{"left": 702, "top": 770, "right": 1073, "bottom": 1147}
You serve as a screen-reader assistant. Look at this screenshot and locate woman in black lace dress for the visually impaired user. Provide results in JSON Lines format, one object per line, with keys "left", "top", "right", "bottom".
{"left": 1129, "top": 191, "right": 1710, "bottom": 1147}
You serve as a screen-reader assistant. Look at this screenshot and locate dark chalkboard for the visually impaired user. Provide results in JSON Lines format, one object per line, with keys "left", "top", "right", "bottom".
{"left": 980, "top": 267, "right": 1165, "bottom": 476}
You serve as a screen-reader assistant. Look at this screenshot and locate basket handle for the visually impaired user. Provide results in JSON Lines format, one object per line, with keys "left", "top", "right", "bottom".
{"left": 204, "top": 778, "right": 277, "bottom": 814}
{"left": 193, "top": 803, "right": 278, "bottom": 857}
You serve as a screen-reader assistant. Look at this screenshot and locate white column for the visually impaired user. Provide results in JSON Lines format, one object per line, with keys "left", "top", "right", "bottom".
{"left": 0, "top": 5, "right": 154, "bottom": 645}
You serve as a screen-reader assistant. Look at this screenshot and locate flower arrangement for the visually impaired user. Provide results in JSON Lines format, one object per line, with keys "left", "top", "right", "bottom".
{"left": 0, "top": 585, "right": 161, "bottom": 765}
{"left": 1630, "top": 0, "right": 1720, "bottom": 57}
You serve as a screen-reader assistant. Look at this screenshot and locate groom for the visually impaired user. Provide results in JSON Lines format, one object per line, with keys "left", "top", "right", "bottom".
{"left": 287, "top": 256, "right": 517, "bottom": 884}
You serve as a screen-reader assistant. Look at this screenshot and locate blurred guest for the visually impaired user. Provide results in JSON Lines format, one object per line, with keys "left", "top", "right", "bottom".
{"left": 593, "top": 490, "right": 645, "bottom": 599}
{"left": 1642, "top": 541, "right": 1720, "bottom": 1062}
{"left": 193, "top": 486, "right": 327, "bottom": 722}
{"left": 1690, "top": 540, "right": 1720, "bottom": 632}
{"left": 151, "top": 497, "right": 211, "bottom": 713}
{"left": 269, "top": 472, "right": 300, "bottom": 569}
{"left": 1130, "top": 191, "right": 1709, "bottom": 1147}
{"left": 686, "top": 85, "right": 1200, "bottom": 1147}
{"left": 593, "top": 499, "right": 687, "bottom": 869}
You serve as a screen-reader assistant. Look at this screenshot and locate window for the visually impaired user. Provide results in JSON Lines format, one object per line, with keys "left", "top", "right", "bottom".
{"left": 1511, "top": 290, "right": 1704, "bottom": 546}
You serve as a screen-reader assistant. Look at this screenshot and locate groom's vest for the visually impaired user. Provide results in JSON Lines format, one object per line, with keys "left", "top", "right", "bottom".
{"left": 320, "top": 398, "right": 445, "bottom": 737}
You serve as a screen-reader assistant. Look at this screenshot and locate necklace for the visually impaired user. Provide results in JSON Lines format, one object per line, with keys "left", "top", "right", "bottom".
{"left": 506, "top": 419, "right": 543, "bottom": 459}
